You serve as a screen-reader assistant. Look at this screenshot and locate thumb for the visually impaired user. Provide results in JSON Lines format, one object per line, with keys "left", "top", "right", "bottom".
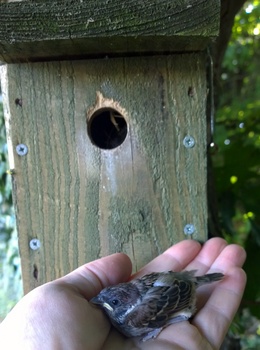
{"left": 56, "top": 253, "right": 132, "bottom": 300}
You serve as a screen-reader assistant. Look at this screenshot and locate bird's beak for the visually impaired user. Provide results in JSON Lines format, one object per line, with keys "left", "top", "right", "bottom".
{"left": 90, "top": 296, "right": 114, "bottom": 312}
{"left": 90, "top": 296, "right": 102, "bottom": 305}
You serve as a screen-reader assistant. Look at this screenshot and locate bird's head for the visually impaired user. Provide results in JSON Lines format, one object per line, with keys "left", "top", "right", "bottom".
{"left": 90, "top": 283, "right": 140, "bottom": 321}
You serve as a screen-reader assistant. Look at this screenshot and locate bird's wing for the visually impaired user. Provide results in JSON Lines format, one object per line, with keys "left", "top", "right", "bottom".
{"left": 126, "top": 280, "right": 193, "bottom": 329}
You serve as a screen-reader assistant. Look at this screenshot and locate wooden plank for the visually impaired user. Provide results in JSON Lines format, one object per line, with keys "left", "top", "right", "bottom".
{"left": 1, "top": 54, "right": 207, "bottom": 292}
{"left": 0, "top": 0, "right": 220, "bottom": 63}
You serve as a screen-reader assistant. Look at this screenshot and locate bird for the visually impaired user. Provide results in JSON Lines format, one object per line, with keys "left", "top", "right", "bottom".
{"left": 90, "top": 270, "right": 224, "bottom": 341}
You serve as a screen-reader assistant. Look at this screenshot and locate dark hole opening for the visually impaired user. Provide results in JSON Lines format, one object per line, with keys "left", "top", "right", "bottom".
{"left": 88, "top": 108, "right": 127, "bottom": 149}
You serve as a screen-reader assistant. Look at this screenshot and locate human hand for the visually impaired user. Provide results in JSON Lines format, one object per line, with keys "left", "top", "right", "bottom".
{"left": 0, "top": 238, "right": 246, "bottom": 350}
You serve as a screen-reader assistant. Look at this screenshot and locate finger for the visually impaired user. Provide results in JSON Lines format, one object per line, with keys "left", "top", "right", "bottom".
{"left": 104, "top": 329, "right": 184, "bottom": 350}
{"left": 158, "top": 322, "right": 213, "bottom": 350}
{"left": 195, "top": 243, "right": 246, "bottom": 308}
{"left": 193, "top": 266, "right": 247, "bottom": 349}
{"left": 184, "top": 237, "right": 228, "bottom": 273}
{"left": 210, "top": 243, "right": 246, "bottom": 271}
{"left": 56, "top": 253, "right": 132, "bottom": 300}
{"left": 133, "top": 239, "right": 202, "bottom": 278}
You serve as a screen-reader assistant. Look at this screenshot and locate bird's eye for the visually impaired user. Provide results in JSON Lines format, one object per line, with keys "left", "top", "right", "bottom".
{"left": 112, "top": 299, "right": 119, "bottom": 306}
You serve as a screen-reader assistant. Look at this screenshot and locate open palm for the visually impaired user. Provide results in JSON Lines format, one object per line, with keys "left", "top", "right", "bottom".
{"left": 0, "top": 238, "right": 246, "bottom": 350}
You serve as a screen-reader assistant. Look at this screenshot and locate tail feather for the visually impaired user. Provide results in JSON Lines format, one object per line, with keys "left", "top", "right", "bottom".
{"left": 195, "top": 273, "right": 224, "bottom": 287}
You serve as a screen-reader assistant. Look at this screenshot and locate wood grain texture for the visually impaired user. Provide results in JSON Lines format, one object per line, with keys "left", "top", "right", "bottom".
{"left": 1, "top": 54, "right": 207, "bottom": 292}
{"left": 0, "top": 0, "right": 220, "bottom": 63}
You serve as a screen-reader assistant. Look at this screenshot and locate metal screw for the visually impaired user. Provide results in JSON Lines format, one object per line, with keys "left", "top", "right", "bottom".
{"left": 16, "top": 143, "right": 28, "bottom": 156}
{"left": 29, "top": 238, "right": 41, "bottom": 251}
{"left": 184, "top": 224, "right": 195, "bottom": 235}
{"left": 183, "top": 136, "right": 195, "bottom": 148}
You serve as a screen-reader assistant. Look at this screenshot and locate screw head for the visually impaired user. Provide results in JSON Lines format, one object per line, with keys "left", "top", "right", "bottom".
{"left": 183, "top": 136, "right": 195, "bottom": 148}
{"left": 184, "top": 224, "right": 195, "bottom": 235}
{"left": 29, "top": 238, "right": 41, "bottom": 250}
{"left": 16, "top": 144, "right": 28, "bottom": 156}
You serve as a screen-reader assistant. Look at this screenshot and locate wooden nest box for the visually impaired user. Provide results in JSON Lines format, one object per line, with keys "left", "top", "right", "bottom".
{"left": 0, "top": 0, "right": 220, "bottom": 292}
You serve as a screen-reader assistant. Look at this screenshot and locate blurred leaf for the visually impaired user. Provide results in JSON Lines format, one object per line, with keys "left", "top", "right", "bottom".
{"left": 0, "top": 91, "right": 22, "bottom": 319}
{"left": 243, "top": 237, "right": 260, "bottom": 318}
{"left": 213, "top": 1, "right": 260, "bottom": 322}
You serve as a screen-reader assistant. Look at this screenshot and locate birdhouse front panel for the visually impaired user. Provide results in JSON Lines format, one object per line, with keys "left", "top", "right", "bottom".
{"left": 1, "top": 53, "right": 207, "bottom": 292}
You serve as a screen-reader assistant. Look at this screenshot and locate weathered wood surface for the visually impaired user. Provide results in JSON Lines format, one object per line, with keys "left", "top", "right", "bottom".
{"left": 1, "top": 54, "right": 207, "bottom": 292}
{"left": 0, "top": 0, "right": 220, "bottom": 63}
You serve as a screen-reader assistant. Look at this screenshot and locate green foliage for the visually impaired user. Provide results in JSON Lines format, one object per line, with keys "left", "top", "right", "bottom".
{"left": 0, "top": 98, "right": 23, "bottom": 320}
{"left": 213, "top": 0, "right": 260, "bottom": 327}
{"left": 228, "top": 308, "right": 260, "bottom": 349}
{"left": 0, "top": 102, "right": 12, "bottom": 212}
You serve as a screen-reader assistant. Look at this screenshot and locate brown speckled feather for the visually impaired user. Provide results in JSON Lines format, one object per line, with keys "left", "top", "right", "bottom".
{"left": 128, "top": 272, "right": 195, "bottom": 329}
{"left": 90, "top": 270, "right": 224, "bottom": 341}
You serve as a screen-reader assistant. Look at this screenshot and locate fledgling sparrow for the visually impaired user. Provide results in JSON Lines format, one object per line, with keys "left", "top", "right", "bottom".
{"left": 90, "top": 270, "right": 224, "bottom": 341}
